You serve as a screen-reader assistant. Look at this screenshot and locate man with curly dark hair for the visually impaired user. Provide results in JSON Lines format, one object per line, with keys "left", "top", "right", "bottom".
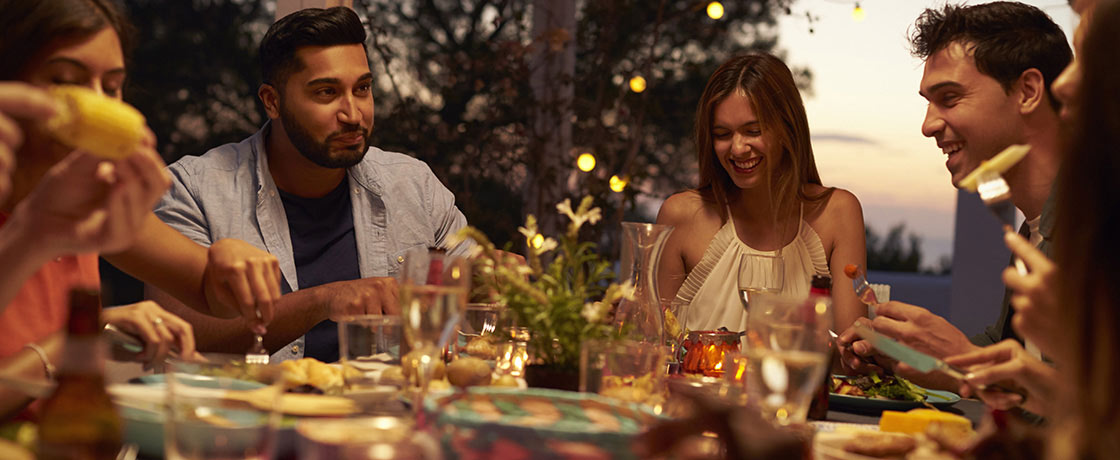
{"left": 838, "top": 2, "right": 1070, "bottom": 396}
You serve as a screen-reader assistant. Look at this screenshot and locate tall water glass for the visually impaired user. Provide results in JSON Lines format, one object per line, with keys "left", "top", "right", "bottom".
{"left": 338, "top": 315, "right": 402, "bottom": 390}
{"left": 743, "top": 293, "right": 831, "bottom": 426}
{"left": 164, "top": 358, "right": 283, "bottom": 460}
{"left": 738, "top": 252, "right": 784, "bottom": 312}
{"left": 399, "top": 247, "right": 470, "bottom": 413}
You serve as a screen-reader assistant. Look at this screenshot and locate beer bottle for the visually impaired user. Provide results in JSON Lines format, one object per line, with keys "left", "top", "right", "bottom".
{"left": 807, "top": 274, "right": 833, "bottom": 421}
{"left": 38, "top": 287, "right": 123, "bottom": 460}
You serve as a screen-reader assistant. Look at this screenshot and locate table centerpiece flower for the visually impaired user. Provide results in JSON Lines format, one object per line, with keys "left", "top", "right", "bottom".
{"left": 451, "top": 196, "right": 633, "bottom": 387}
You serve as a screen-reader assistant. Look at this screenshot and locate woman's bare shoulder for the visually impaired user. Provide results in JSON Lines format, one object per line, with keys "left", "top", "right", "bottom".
{"left": 657, "top": 190, "right": 719, "bottom": 226}
{"left": 803, "top": 185, "right": 862, "bottom": 221}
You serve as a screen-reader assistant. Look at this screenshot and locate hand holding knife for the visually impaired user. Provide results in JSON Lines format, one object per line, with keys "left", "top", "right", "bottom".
{"left": 853, "top": 323, "right": 1029, "bottom": 403}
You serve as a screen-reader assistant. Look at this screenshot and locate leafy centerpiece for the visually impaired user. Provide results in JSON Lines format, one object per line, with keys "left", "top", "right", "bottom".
{"left": 452, "top": 196, "right": 633, "bottom": 375}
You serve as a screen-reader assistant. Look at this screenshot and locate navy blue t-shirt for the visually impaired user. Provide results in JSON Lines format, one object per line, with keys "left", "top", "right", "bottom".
{"left": 278, "top": 177, "right": 360, "bottom": 362}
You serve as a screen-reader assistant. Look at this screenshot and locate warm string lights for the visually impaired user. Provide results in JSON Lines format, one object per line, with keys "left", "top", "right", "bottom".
{"left": 852, "top": 2, "right": 865, "bottom": 22}
{"left": 822, "top": 0, "right": 868, "bottom": 23}
{"left": 628, "top": 75, "right": 647, "bottom": 93}
{"left": 706, "top": 1, "right": 724, "bottom": 20}
{"left": 609, "top": 175, "right": 628, "bottom": 193}
{"left": 577, "top": 152, "right": 596, "bottom": 172}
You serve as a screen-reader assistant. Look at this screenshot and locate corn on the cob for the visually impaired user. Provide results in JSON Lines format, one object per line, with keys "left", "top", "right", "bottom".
{"left": 958, "top": 144, "right": 1031, "bottom": 192}
{"left": 45, "top": 85, "right": 146, "bottom": 160}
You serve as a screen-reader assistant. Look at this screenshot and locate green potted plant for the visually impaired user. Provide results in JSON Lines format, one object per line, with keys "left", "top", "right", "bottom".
{"left": 452, "top": 196, "right": 633, "bottom": 390}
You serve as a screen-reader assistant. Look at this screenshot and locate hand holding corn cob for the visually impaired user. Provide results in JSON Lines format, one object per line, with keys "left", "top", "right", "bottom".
{"left": 45, "top": 85, "right": 147, "bottom": 160}
{"left": 0, "top": 82, "right": 61, "bottom": 201}
{"left": 4, "top": 83, "right": 168, "bottom": 258}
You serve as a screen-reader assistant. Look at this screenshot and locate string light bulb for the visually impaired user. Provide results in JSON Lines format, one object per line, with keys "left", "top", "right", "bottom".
{"left": 577, "top": 152, "right": 596, "bottom": 172}
{"left": 531, "top": 233, "right": 544, "bottom": 249}
{"left": 852, "top": 2, "right": 865, "bottom": 22}
{"left": 631, "top": 75, "right": 649, "bottom": 93}
{"left": 706, "top": 2, "right": 724, "bottom": 20}
{"left": 609, "top": 175, "right": 628, "bottom": 193}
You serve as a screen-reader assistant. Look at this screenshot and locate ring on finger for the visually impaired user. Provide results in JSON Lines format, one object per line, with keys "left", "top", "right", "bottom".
{"left": 152, "top": 317, "right": 164, "bottom": 326}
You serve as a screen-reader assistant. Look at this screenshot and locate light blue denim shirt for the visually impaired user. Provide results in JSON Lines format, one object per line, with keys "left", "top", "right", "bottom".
{"left": 154, "top": 122, "right": 469, "bottom": 361}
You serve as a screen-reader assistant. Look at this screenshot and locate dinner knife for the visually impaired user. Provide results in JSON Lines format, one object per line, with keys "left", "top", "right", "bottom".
{"left": 103, "top": 324, "right": 145, "bottom": 354}
{"left": 854, "top": 323, "right": 1028, "bottom": 400}
{"left": 854, "top": 323, "right": 966, "bottom": 379}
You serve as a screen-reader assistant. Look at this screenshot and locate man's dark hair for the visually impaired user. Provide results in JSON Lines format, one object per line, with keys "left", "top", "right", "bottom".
{"left": 259, "top": 6, "right": 366, "bottom": 88}
{"left": 909, "top": 1, "right": 1071, "bottom": 109}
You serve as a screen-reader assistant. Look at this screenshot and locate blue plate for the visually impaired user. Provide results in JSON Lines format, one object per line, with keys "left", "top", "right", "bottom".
{"left": 423, "top": 387, "right": 661, "bottom": 460}
{"left": 119, "top": 375, "right": 297, "bottom": 458}
{"left": 829, "top": 376, "right": 960, "bottom": 413}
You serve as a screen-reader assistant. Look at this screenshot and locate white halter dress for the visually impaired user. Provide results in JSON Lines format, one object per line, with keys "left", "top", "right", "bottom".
{"left": 671, "top": 206, "right": 830, "bottom": 332}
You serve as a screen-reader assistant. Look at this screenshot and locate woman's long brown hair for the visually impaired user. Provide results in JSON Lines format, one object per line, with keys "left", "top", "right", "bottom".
{"left": 1052, "top": 0, "right": 1120, "bottom": 457}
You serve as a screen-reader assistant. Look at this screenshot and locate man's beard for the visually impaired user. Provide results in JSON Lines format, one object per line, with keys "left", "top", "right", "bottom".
{"left": 279, "top": 104, "right": 371, "bottom": 169}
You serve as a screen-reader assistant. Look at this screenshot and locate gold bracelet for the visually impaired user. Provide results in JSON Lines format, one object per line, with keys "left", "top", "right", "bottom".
{"left": 22, "top": 343, "right": 56, "bottom": 381}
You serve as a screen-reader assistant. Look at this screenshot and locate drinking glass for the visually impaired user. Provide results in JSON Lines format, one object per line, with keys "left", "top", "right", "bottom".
{"left": 338, "top": 315, "right": 403, "bottom": 390}
{"left": 164, "top": 358, "right": 283, "bottom": 460}
{"left": 742, "top": 293, "right": 831, "bottom": 426}
{"left": 399, "top": 247, "right": 470, "bottom": 413}
{"left": 580, "top": 339, "right": 667, "bottom": 405}
{"left": 455, "top": 303, "right": 504, "bottom": 361}
{"left": 737, "top": 252, "right": 784, "bottom": 312}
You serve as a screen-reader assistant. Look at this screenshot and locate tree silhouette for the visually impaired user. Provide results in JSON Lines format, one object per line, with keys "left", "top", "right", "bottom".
{"left": 120, "top": 0, "right": 801, "bottom": 251}
{"left": 865, "top": 223, "right": 924, "bottom": 273}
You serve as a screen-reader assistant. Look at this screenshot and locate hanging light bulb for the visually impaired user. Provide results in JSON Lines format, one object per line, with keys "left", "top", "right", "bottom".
{"left": 706, "top": 2, "right": 724, "bottom": 20}
{"left": 609, "top": 175, "right": 628, "bottom": 193}
{"left": 628, "top": 75, "right": 647, "bottom": 93}
{"left": 852, "top": 2, "right": 866, "bottom": 22}
{"left": 577, "top": 152, "right": 596, "bottom": 172}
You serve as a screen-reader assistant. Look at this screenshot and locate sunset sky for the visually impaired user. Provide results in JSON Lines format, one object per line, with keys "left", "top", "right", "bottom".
{"left": 775, "top": 0, "right": 1074, "bottom": 267}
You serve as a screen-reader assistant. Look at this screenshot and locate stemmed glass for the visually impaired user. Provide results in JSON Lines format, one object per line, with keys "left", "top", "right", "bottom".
{"left": 737, "top": 252, "right": 784, "bottom": 312}
{"left": 399, "top": 247, "right": 470, "bottom": 417}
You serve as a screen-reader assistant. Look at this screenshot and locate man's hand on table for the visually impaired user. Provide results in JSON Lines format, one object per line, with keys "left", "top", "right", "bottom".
{"left": 837, "top": 301, "right": 977, "bottom": 391}
{"left": 323, "top": 277, "right": 400, "bottom": 319}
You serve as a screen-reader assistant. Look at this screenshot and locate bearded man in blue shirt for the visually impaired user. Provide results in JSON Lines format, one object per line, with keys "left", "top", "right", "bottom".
{"left": 148, "top": 7, "right": 469, "bottom": 362}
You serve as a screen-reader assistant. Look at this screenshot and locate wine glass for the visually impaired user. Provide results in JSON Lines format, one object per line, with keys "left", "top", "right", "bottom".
{"left": 399, "top": 246, "right": 470, "bottom": 416}
{"left": 737, "top": 252, "right": 784, "bottom": 312}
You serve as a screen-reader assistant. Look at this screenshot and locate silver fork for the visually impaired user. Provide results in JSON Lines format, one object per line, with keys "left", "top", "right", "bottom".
{"left": 847, "top": 264, "right": 879, "bottom": 305}
{"left": 245, "top": 307, "right": 269, "bottom": 365}
{"left": 975, "top": 170, "right": 1028, "bottom": 275}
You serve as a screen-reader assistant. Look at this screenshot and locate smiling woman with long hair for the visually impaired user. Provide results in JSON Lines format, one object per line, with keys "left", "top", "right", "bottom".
{"left": 656, "top": 52, "right": 867, "bottom": 333}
